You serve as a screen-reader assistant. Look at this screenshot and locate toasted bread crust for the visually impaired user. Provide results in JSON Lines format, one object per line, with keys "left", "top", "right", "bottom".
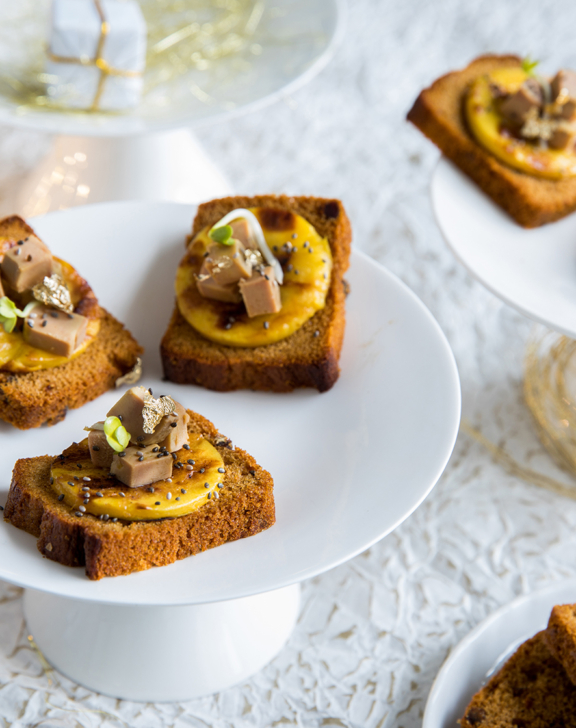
{"left": 407, "top": 54, "right": 576, "bottom": 228}
{"left": 461, "top": 631, "right": 576, "bottom": 727}
{"left": 0, "top": 215, "right": 36, "bottom": 241}
{"left": 544, "top": 604, "right": 576, "bottom": 687}
{"left": 160, "top": 195, "right": 351, "bottom": 392}
{"left": 4, "top": 411, "right": 275, "bottom": 580}
{"left": 0, "top": 307, "right": 143, "bottom": 429}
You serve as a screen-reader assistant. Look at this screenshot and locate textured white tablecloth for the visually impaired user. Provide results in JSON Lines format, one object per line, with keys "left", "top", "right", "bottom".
{"left": 4, "top": 0, "right": 576, "bottom": 726}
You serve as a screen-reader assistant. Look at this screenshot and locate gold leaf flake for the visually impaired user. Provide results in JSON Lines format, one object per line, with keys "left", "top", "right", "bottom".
{"left": 115, "top": 357, "right": 142, "bottom": 388}
{"left": 32, "top": 273, "right": 73, "bottom": 313}
{"left": 142, "top": 392, "right": 176, "bottom": 434}
{"left": 244, "top": 249, "right": 263, "bottom": 268}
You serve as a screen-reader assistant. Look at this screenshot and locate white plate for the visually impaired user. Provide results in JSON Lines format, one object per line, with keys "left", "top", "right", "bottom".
{"left": 0, "top": 201, "right": 460, "bottom": 605}
{"left": 0, "top": 0, "right": 343, "bottom": 137}
{"left": 432, "top": 157, "right": 576, "bottom": 339}
{"left": 424, "top": 579, "right": 576, "bottom": 728}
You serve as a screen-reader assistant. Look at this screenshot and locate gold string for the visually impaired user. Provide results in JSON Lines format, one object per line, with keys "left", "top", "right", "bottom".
{"left": 461, "top": 420, "right": 576, "bottom": 500}
{"left": 524, "top": 331, "right": 576, "bottom": 476}
{"left": 27, "top": 634, "right": 54, "bottom": 686}
{"left": 459, "top": 329, "right": 576, "bottom": 500}
{"left": 46, "top": 0, "right": 142, "bottom": 111}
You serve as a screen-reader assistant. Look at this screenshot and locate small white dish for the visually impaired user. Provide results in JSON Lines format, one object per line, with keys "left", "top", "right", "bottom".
{"left": 423, "top": 579, "right": 576, "bottom": 728}
{"left": 0, "top": 201, "right": 460, "bottom": 606}
{"left": 432, "top": 157, "right": 576, "bottom": 338}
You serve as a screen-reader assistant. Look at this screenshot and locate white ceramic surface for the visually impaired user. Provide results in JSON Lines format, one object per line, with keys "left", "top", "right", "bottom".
{"left": 432, "top": 157, "right": 576, "bottom": 339}
{"left": 0, "top": 0, "right": 343, "bottom": 137}
{"left": 423, "top": 578, "right": 576, "bottom": 728}
{"left": 0, "top": 201, "right": 460, "bottom": 606}
{"left": 24, "top": 583, "right": 301, "bottom": 701}
{"left": 17, "top": 129, "right": 233, "bottom": 217}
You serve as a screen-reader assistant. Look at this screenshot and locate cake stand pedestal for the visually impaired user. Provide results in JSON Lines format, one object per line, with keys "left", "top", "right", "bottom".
{"left": 16, "top": 128, "right": 233, "bottom": 217}
{"left": 0, "top": 201, "right": 459, "bottom": 703}
{"left": 432, "top": 157, "right": 576, "bottom": 479}
{"left": 24, "top": 584, "right": 300, "bottom": 702}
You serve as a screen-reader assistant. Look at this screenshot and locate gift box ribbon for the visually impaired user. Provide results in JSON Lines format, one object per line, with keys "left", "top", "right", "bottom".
{"left": 47, "top": 0, "right": 142, "bottom": 111}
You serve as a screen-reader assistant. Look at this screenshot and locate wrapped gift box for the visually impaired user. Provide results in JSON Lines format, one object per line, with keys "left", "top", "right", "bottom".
{"left": 46, "top": 0, "right": 147, "bottom": 111}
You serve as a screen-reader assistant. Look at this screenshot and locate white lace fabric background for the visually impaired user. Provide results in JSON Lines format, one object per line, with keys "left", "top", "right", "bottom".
{"left": 2, "top": 0, "right": 576, "bottom": 726}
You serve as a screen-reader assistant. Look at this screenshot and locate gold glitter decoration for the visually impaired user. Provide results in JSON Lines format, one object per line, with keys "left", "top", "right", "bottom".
{"left": 0, "top": 0, "right": 267, "bottom": 114}
{"left": 142, "top": 392, "right": 176, "bottom": 434}
{"left": 115, "top": 356, "right": 143, "bottom": 388}
{"left": 32, "top": 273, "right": 73, "bottom": 313}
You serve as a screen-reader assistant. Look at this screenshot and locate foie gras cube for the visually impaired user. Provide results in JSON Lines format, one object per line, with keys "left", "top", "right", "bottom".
{"left": 1, "top": 276, "right": 34, "bottom": 308}
{"left": 500, "top": 79, "right": 543, "bottom": 127}
{"left": 549, "top": 127, "right": 576, "bottom": 150}
{"left": 23, "top": 304, "right": 87, "bottom": 356}
{"left": 107, "top": 386, "right": 178, "bottom": 447}
{"left": 552, "top": 69, "right": 576, "bottom": 119}
{"left": 230, "top": 218, "right": 257, "bottom": 249}
{"left": 88, "top": 427, "right": 115, "bottom": 469}
{"left": 111, "top": 444, "right": 173, "bottom": 488}
{"left": 197, "top": 260, "right": 242, "bottom": 303}
{"left": 239, "top": 266, "right": 282, "bottom": 318}
{"left": 107, "top": 385, "right": 150, "bottom": 445}
{"left": 160, "top": 402, "right": 190, "bottom": 452}
{"left": 207, "top": 241, "right": 252, "bottom": 286}
{"left": 1, "top": 237, "right": 53, "bottom": 293}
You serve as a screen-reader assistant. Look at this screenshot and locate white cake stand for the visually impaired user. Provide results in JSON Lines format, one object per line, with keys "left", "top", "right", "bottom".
{"left": 431, "top": 157, "right": 576, "bottom": 339}
{"left": 0, "top": 201, "right": 461, "bottom": 701}
{"left": 0, "top": 0, "right": 344, "bottom": 214}
{"left": 431, "top": 157, "right": 576, "bottom": 477}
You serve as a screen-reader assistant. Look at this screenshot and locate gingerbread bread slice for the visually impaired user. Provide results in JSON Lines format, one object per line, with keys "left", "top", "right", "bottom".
{"left": 407, "top": 54, "right": 576, "bottom": 228}
{"left": 544, "top": 603, "right": 576, "bottom": 687}
{"left": 160, "top": 195, "right": 351, "bottom": 393}
{"left": 4, "top": 410, "right": 275, "bottom": 580}
{"left": 460, "top": 631, "right": 576, "bottom": 727}
{"left": 0, "top": 307, "right": 142, "bottom": 429}
{"left": 0, "top": 215, "right": 142, "bottom": 429}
